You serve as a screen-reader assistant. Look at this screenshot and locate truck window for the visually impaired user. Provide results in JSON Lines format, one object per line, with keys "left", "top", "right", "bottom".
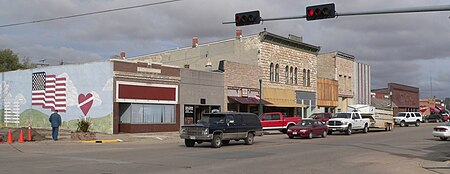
{"left": 395, "top": 113, "right": 406, "bottom": 117}
{"left": 352, "top": 114, "right": 359, "bottom": 119}
{"left": 271, "top": 114, "right": 281, "bottom": 120}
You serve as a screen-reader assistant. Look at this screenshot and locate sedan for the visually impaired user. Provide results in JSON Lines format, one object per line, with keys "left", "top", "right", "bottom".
{"left": 432, "top": 122, "right": 450, "bottom": 141}
{"left": 287, "top": 119, "right": 328, "bottom": 139}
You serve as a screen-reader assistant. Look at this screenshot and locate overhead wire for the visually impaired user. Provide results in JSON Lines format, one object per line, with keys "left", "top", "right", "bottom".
{"left": 0, "top": 0, "right": 182, "bottom": 28}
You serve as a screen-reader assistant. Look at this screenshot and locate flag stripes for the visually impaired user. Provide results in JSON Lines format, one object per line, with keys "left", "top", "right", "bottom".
{"left": 32, "top": 72, "right": 67, "bottom": 112}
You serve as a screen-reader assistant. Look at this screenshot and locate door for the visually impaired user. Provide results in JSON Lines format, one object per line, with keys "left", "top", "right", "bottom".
{"left": 261, "top": 114, "right": 283, "bottom": 129}
{"left": 405, "top": 113, "right": 414, "bottom": 123}
{"left": 223, "top": 114, "right": 239, "bottom": 140}
{"left": 352, "top": 113, "right": 362, "bottom": 129}
{"left": 312, "top": 120, "right": 322, "bottom": 135}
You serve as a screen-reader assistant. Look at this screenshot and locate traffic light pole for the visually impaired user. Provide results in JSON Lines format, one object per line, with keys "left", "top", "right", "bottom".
{"left": 223, "top": 4, "right": 450, "bottom": 24}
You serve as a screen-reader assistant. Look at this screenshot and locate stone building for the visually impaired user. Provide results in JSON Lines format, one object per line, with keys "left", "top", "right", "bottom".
{"left": 317, "top": 51, "right": 355, "bottom": 112}
{"left": 131, "top": 31, "right": 320, "bottom": 118}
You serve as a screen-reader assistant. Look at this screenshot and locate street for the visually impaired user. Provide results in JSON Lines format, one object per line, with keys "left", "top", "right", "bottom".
{"left": 1, "top": 123, "right": 449, "bottom": 174}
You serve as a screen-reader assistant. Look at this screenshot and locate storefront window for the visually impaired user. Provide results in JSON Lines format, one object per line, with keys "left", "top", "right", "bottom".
{"left": 120, "top": 103, "right": 176, "bottom": 124}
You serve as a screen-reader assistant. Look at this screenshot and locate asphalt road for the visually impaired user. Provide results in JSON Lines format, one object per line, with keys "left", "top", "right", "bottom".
{"left": 1, "top": 123, "right": 449, "bottom": 174}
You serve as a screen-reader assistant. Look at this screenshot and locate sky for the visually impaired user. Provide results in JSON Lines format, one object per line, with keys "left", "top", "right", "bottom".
{"left": 0, "top": 0, "right": 449, "bottom": 99}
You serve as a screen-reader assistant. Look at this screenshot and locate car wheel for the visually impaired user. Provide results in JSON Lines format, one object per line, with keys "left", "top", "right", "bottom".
{"left": 244, "top": 133, "right": 254, "bottom": 145}
{"left": 184, "top": 139, "right": 195, "bottom": 147}
{"left": 211, "top": 134, "right": 222, "bottom": 148}
{"left": 308, "top": 132, "right": 313, "bottom": 139}
{"left": 363, "top": 124, "right": 369, "bottom": 133}
{"left": 415, "top": 120, "right": 420, "bottom": 127}
{"left": 440, "top": 137, "right": 448, "bottom": 141}
{"left": 346, "top": 125, "right": 352, "bottom": 135}
{"left": 425, "top": 119, "right": 429, "bottom": 123}
{"left": 436, "top": 119, "right": 440, "bottom": 123}
{"left": 322, "top": 131, "right": 327, "bottom": 138}
{"left": 221, "top": 140, "right": 230, "bottom": 145}
{"left": 288, "top": 135, "right": 294, "bottom": 139}
{"left": 400, "top": 121, "right": 405, "bottom": 127}
{"left": 327, "top": 130, "right": 333, "bottom": 135}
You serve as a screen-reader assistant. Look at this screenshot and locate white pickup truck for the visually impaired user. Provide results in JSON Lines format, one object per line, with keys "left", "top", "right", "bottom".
{"left": 327, "top": 112, "right": 370, "bottom": 135}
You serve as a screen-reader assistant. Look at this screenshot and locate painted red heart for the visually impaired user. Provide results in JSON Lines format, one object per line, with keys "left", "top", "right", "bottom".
{"left": 78, "top": 93, "right": 94, "bottom": 116}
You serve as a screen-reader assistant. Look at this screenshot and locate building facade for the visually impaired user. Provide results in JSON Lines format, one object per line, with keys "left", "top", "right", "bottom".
{"left": 132, "top": 31, "right": 320, "bottom": 118}
{"left": 372, "top": 83, "right": 419, "bottom": 115}
{"left": 354, "top": 62, "right": 371, "bottom": 105}
{"left": 317, "top": 51, "right": 355, "bottom": 113}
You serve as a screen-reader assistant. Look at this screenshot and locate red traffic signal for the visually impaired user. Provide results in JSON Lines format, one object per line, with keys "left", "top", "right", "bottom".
{"left": 235, "top": 10, "right": 261, "bottom": 26}
{"left": 306, "top": 3, "right": 336, "bottom": 21}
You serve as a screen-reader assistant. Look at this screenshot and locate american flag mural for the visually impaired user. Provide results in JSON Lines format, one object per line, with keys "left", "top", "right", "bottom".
{"left": 31, "top": 72, "right": 67, "bottom": 112}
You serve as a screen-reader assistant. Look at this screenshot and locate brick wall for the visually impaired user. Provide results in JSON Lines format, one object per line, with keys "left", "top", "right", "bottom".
{"left": 336, "top": 56, "right": 354, "bottom": 97}
{"left": 224, "top": 61, "right": 259, "bottom": 89}
{"left": 317, "top": 52, "right": 336, "bottom": 80}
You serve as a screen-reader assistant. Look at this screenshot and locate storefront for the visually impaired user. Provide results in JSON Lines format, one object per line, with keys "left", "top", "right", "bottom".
{"left": 263, "top": 87, "right": 305, "bottom": 117}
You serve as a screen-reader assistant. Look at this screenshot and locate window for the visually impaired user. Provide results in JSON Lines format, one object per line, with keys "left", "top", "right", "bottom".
{"left": 303, "top": 69, "right": 306, "bottom": 86}
{"left": 307, "top": 69, "right": 311, "bottom": 87}
{"left": 285, "top": 66, "right": 289, "bottom": 84}
{"left": 121, "top": 103, "right": 176, "bottom": 124}
{"left": 294, "top": 67, "right": 298, "bottom": 85}
{"left": 290, "top": 67, "right": 293, "bottom": 84}
{"left": 269, "top": 63, "right": 274, "bottom": 82}
{"left": 275, "top": 64, "right": 279, "bottom": 82}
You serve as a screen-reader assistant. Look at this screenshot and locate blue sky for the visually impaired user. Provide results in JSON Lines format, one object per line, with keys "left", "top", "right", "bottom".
{"left": 0, "top": 0, "right": 449, "bottom": 99}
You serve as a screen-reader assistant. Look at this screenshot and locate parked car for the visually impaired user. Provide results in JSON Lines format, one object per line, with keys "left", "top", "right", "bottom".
{"left": 309, "top": 113, "right": 332, "bottom": 124}
{"left": 287, "top": 119, "right": 328, "bottom": 139}
{"left": 442, "top": 113, "right": 449, "bottom": 122}
{"left": 327, "top": 112, "right": 370, "bottom": 135}
{"left": 260, "top": 112, "right": 302, "bottom": 133}
{"left": 393, "top": 112, "right": 422, "bottom": 127}
{"left": 424, "top": 114, "right": 444, "bottom": 123}
{"left": 180, "top": 112, "right": 263, "bottom": 148}
{"left": 432, "top": 122, "right": 450, "bottom": 141}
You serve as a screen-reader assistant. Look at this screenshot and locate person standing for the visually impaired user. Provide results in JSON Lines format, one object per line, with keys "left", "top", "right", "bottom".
{"left": 49, "top": 110, "right": 62, "bottom": 141}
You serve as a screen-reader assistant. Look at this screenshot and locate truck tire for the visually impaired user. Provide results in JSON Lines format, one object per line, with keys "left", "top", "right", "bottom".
{"left": 425, "top": 119, "right": 429, "bottom": 123}
{"left": 346, "top": 125, "right": 352, "bottom": 135}
{"left": 211, "top": 134, "right": 222, "bottom": 148}
{"left": 288, "top": 135, "right": 294, "bottom": 139}
{"left": 244, "top": 133, "right": 254, "bottom": 145}
{"left": 363, "top": 124, "right": 369, "bottom": 133}
{"left": 327, "top": 130, "right": 333, "bottom": 135}
{"left": 440, "top": 137, "right": 448, "bottom": 141}
{"left": 185, "top": 139, "right": 195, "bottom": 147}
{"left": 400, "top": 121, "right": 406, "bottom": 127}
{"left": 415, "top": 120, "right": 420, "bottom": 127}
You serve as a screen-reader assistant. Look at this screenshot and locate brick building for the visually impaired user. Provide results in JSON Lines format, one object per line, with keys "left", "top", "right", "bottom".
{"left": 132, "top": 31, "right": 320, "bottom": 118}
{"left": 372, "top": 83, "right": 419, "bottom": 115}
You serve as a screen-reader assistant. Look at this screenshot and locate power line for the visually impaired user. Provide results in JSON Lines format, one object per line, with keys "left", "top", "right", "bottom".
{"left": 0, "top": 0, "right": 182, "bottom": 28}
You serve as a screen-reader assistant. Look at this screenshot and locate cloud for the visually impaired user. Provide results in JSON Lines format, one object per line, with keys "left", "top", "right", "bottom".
{"left": 59, "top": 73, "right": 79, "bottom": 106}
{"left": 102, "top": 78, "right": 113, "bottom": 91}
{"left": 15, "top": 93, "right": 26, "bottom": 105}
{"left": 1, "top": 0, "right": 450, "bottom": 99}
{"left": 90, "top": 91, "right": 103, "bottom": 107}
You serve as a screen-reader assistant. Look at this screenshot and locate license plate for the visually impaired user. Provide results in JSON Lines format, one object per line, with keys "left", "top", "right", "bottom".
{"left": 332, "top": 129, "right": 337, "bottom": 131}
{"left": 190, "top": 136, "right": 196, "bottom": 140}
{"left": 293, "top": 132, "right": 297, "bottom": 135}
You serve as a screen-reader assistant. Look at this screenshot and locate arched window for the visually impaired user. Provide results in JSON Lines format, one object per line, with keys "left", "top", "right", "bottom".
{"left": 269, "top": 63, "right": 274, "bottom": 82}
{"left": 294, "top": 67, "right": 298, "bottom": 85}
{"left": 307, "top": 69, "right": 311, "bottom": 87}
{"left": 303, "top": 69, "right": 306, "bottom": 86}
{"left": 285, "top": 66, "right": 289, "bottom": 84}
{"left": 275, "top": 64, "right": 279, "bottom": 82}
{"left": 290, "top": 67, "right": 293, "bottom": 84}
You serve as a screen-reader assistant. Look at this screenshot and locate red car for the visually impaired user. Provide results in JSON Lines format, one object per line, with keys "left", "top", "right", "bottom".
{"left": 287, "top": 119, "right": 328, "bottom": 139}
{"left": 309, "top": 113, "right": 332, "bottom": 124}
{"left": 442, "top": 113, "right": 449, "bottom": 122}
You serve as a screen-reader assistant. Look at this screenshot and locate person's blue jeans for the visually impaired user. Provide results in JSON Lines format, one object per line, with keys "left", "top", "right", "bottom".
{"left": 52, "top": 127, "right": 59, "bottom": 141}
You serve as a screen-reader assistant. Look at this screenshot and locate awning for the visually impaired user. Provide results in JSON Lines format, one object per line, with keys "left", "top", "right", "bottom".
{"left": 228, "top": 96, "right": 271, "bottom": 105}
{"left": 430, "top": 107, "right": 440, "bottom": 113}
{"left": 263, "top": 87, "right": 306, "bottom": 108}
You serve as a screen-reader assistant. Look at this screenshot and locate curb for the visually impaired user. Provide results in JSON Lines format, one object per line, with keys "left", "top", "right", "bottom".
{"left": 80, "top": 139, "right": 123, "bottom": 143}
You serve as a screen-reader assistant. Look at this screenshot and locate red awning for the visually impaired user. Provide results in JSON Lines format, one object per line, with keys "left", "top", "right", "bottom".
{"left": 430, "top": 107, "right": 440, "bottom": 113}
{"left": 228, "top": 96, "right": 271, "bottom": 105}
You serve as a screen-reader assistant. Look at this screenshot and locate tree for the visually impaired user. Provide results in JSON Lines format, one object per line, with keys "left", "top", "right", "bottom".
{"left": 0, "top": 49, "right": 36, "bottom": 72}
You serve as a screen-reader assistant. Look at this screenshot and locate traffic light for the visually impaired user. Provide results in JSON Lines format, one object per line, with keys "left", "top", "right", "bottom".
{"left": 306, "top": 3, "right": 336, "bottom": 21}
{"left": 235, "top": 10, "right": 261, "bottom": 26}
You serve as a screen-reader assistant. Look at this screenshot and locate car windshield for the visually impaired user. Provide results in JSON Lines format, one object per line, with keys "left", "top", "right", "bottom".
{"left": 333, "top": 113, "right": 351, "bottom": 119}
{"left": 297, "top": 120, "right": 314, "bottom": 127}
{"left": 395, "top": 113, "right": 406, "bottom": 117}
{"left": 198, "top": 114, "right": 225, "bottom": 124}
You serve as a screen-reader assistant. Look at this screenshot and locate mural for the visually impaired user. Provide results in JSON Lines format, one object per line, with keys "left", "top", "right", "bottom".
{"left": 0, "top": 61, "right": 114, "bottom": 134}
